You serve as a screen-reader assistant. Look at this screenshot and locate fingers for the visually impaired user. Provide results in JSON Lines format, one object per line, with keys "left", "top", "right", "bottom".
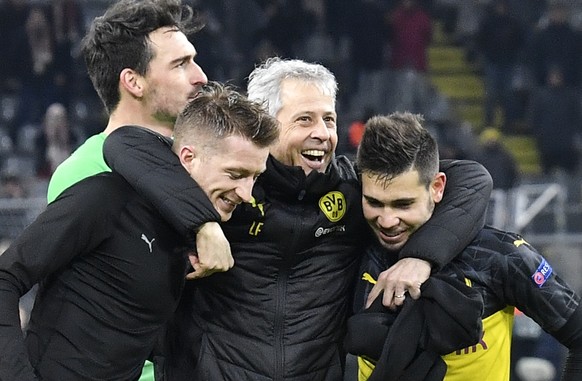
{"left": 193, "top": 222, "right": 235, "bottom": 277}
{"left": 390, "top": 281, "right": 423, "bottom": 308}
{"left": 185, "top": 269, "right": 198, "bottom": 280}
{"left": 186, "top": 263, "right": 220, "bottom": 280}
{"left": 407, "top": 281, "right": 423, "bottom": 300}
{"left": 185, "top": 249, "right": 234, "bottom": 280}
{"left": 366, "top": 279, "right": 424, "bottom": 309}
{"left": 389, "top": 291, "right": 406, "bottom": 309}
{"left": 366, "top": 283, "right": 385, "bottom": 309}
{"left": 365, "top": 258, "right": 431, "bottom": 308}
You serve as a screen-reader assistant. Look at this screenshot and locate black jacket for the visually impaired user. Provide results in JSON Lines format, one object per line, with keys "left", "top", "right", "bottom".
{"left": 0, "top": 174, "right": 190, "bottom": 381}
{"left": 349, "top": 227, "right": 582, "bottom": 381}
{"left": 345, "top": 266, "right": 484, "bottom": 381}
{"left": 102, "top": 126, "right": 221, "bottom": 242}
{"left": 103, "top": 126, "right": 493, "bottom": 380}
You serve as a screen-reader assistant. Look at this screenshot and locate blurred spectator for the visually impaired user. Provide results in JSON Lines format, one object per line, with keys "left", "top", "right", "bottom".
{"left": 345, "top": 107, "right": 377, "bottom": 157}
{"left": 447, "top": 0, "right": 489, "bottom": 49}
{"left": 220, "top": 0, "right": 268, "bottom": 86}
{"left": 5, "top": 5, "right": 76, "bottom": 145}
{"left": 324, "top": 0, "right": 353, "bottom": 44}
{"left": 526, "top": 1, "right": 582, "bottom": 88}
{"left": 49, "top": 0, "right": 86, "bottom": 90}
{"left": 475, "top": 0, "right": 525, "bottom": 130}
{"left": 348, "top": 0, "right": 391, "bottom": 114}
{"left": 506, "top": 0, "right": 547, "bottom": 32}
{"left": 388, "top": 0, "right": 432, "bottom": 73}
{"left": 255, "top": 0, "right": 316, "bottom": 59}
{"left": 385, "top": 0, "right": 433, "bottom": 114}
{"left": 188, "top": 2, "right": 230, "bottom": 83}
{"left": 528, "top": 65, "right": 581, "bottom": 177}
{"left": 324, "top": 0, "right": 356, "bottom": 107}
{"left": 0, "top": 0, "right": 31, "bottom": 93}
{"left": 474, "top": 127, "right": 520, "bottom": 191}
{"left": 296, "top": 0, "right": 335, "bottom": 69}
{"left": 34, "top": 103, "right": 83, "bottom": 179}
{"left": 0, "top": 173, "right": 27, "bottom": 199}
{"left": 50, "top": 0, "right": 85, "bottom": 48}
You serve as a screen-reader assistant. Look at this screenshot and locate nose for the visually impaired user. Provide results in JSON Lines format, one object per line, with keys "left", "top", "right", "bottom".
{"left": 191, "top": 62, "right": 208, "bottom": 86}
{"left": 236, "top": 178, "right": 255, "bottom": 203}
{"left": 310, "top": 118, "right": 331, "bottom": 141}
{"left": 377, "top": 210, "right": 399, "bottom": 229}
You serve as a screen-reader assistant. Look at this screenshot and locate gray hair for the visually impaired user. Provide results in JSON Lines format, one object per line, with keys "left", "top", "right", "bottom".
{"left": 247, "top": 57, "right": 338, "bottom": 117}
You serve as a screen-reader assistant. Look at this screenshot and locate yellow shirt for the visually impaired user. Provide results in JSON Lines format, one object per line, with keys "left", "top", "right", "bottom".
{"left": 357, "top": 306, "right": 515, "bottom": 381}
{"left": 443, "top": 306, "right": 514, "bottom": 381}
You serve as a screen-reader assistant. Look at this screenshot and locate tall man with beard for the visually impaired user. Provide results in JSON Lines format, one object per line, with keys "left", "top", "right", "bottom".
{"left": 44, "top": 1, "right": 235, "bottom": 379}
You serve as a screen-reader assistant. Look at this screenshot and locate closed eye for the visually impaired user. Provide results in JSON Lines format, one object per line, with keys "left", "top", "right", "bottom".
{"left": 228, "top": 172, "right": 245, "bottom": 180}
{"left": 391, "top": 200, "right": 415, "bottom": 210}
{"left": 228, "top": 170, "right": 263, "bottom": 181}
{"left": 364, "top": 196, "right": 383, "bottom": 208}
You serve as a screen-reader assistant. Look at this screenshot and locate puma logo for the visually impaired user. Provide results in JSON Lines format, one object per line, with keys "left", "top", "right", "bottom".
{"left": 141, "top": 234, "right": 155, "bottom": 253}
{"left": 362, "top": 272, "right": 377, "bottom": 285}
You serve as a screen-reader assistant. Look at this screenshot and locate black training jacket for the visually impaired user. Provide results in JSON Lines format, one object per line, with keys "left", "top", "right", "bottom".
{"left": 350, "top": 227, "right": 582, "bottom": 381}
{"left": 0, "top": 174, "right": 191, "bottom": 381}
{"left": 103, "top": 126, "right": 493, "bottom": 381}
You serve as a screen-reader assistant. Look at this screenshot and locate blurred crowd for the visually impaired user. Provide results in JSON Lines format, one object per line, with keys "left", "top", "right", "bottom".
{"left": 0, "top": 0, "right": 581, "bottom": 199}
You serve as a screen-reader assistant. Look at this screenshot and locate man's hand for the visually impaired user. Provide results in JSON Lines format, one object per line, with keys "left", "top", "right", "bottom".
{"left": 366, "top": 258, "right": 431, "bottom": 309}
{"left": 186, "top": 222, "right": 234, "bottom": 280}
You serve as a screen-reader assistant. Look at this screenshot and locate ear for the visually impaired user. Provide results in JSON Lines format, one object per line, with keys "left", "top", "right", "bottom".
{"left": 431, "top": 172, "right": 446, "bottom": 203}
{"left": 119, "top": 68, "right": 145, "bottom": 98}
{"left": 178, "top": 145, "right": 197, "bottom": 169}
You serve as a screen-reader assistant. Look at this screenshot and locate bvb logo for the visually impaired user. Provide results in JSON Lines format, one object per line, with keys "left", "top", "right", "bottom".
{"left": 319, "top": 191, "right": 346, "bottom": 222}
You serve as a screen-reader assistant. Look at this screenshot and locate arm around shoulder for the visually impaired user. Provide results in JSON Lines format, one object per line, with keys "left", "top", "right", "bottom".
{"left": 103, "top": 126, "right": 221, "bottom": 239}
{"left": 399, "top": 159, "right": 493, "bottom": 270}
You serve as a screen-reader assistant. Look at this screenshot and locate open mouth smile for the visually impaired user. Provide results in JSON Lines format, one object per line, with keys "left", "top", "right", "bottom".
{"left": 301, "top": 149, "right": 328, "bottom": 170}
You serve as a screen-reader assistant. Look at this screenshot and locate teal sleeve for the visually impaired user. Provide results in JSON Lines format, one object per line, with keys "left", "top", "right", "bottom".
{"left": 47, "top": 134, "right": 110, "bottom": 203}
{"left": 138, "top": 361, "right": 155, "bottom": 381}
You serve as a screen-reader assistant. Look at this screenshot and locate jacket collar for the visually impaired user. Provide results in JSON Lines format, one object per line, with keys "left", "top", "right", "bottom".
{"left": 257, "top": 155, "right": 342, "bottom": 201}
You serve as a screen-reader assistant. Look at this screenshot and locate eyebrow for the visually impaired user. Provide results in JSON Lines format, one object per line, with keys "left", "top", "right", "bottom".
{"left": 363, "top": 194, "right": 415, "bottom": 204}
{"left": 295, "top": 110, "right": 337, "bottom": 120}
{"left": 169, "top": 54, "right": 192, "bottom": 66}
{"left": 230, "top": 167, "right": 265, "bottom": 177}
{"left": 363, "top": 195, "right": 381, "bottom": 203}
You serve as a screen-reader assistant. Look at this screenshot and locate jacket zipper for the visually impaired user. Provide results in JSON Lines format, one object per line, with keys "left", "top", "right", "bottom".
{"left": 274, "top": 197, "right": 306, "bottom": 381}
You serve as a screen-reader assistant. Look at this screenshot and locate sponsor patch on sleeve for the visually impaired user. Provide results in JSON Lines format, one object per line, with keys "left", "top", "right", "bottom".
{"left": 531, "top": 258, "right": 553, "bottom": 288}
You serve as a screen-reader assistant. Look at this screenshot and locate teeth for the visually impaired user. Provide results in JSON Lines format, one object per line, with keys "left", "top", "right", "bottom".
{"left": 302, "top": 150, "right": 324, "bottom": 157}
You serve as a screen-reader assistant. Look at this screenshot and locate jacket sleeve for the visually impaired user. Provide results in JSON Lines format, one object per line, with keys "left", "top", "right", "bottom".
{"left": 505, "top": 241, "right": 582, "bottom": 381}
{"left": 0, "top": 179, "right": 115, "bottom": 381}
{"left": 553, "top": 303, "right": 582, "bottom": 381}
{"left": 398, "top": 159, "right": 493, "bottom": 270}
{"left": 103, "top": 126, "right": 221, "bottom": 241}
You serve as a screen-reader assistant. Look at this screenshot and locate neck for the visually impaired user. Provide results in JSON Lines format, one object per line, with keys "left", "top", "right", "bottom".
{"left": 103, "top": 105, "right": 174, "bottom": 138}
